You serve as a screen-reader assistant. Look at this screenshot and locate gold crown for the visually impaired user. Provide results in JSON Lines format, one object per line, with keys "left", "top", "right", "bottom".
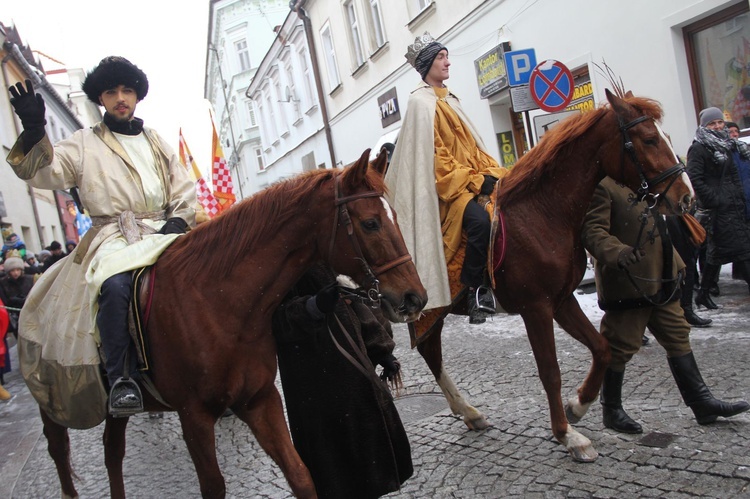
{"left": 405, "top": 32, "right": 437, "bottom": 67}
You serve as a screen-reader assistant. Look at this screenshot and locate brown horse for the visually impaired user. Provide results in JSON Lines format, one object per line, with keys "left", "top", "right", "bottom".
{"left": 38, "top": 149, "right": 427, "bottom": 498}
{"left": 413, "top": 89, "right": 694, "bottom": 462}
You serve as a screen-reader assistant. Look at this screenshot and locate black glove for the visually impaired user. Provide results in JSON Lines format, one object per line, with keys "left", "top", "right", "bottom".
{"left": 314, "top": 284, "right": 340, "bottom": 314}
{"left": 158, "top": 217, "right": 188, "bottom": 235}
{"left": 9, "top": 79, "right": 47, "bottom": 131}
{"left": 617, "top": 246, "right": 646, "bottom": 269}
{"left": 480, "top": 175, "right": 498, "bottom": 195}
{"left": 379, "top": 354, "right": 401, "bottom": 382}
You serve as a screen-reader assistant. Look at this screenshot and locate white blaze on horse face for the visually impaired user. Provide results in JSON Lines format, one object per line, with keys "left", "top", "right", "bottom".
{"left": 656, "top": 123, "right": 694, "bottom": 197}
{"left": 381, "top": 197, "right": 395, "bottom": 225}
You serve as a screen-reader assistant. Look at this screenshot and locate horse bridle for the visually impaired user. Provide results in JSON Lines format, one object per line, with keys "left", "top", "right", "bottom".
{"left": 619, "top": 115, "right": 685, "bottom": 209}
{"left": 618, "top": 116, "right": 686, "bottom": 306}
{"left": 327, "top": 174, "right": 413, "bottom": 308}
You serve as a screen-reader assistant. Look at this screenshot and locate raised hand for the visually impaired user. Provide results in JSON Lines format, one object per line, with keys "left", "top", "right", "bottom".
{"left": 9, "top": 79, "right": 47, "bottom": 130}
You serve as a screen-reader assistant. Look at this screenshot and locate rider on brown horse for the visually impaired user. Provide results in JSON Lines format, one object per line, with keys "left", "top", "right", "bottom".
{"left": 7, "top": 57, "right": 196, "bottom": 423}
{"left": 386, "top": 32, "right": 507, "bottom": 324}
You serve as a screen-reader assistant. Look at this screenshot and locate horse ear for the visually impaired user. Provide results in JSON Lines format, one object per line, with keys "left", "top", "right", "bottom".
{"left": 341, "top": 149, "right": 371, "bottom": 191}
{"left": 371, "top": 147, "right": 388, "bottom": 177}
{"left": 606, "top": 88, "right": 636, "bottom": 120}
{"left": 624, "top": 90, "right": 634, "bottom": 98}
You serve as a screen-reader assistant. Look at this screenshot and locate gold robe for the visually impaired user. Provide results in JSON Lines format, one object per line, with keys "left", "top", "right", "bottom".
{"left": 386, "top": 83, "right": 506, "bottom": 310}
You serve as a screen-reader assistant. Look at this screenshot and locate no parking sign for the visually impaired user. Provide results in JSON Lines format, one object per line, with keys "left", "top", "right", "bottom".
{"left": 529, "top": 60, "right": 574, "bottom": 113}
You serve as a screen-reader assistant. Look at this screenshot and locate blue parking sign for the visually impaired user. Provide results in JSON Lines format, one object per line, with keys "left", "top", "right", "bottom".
{"left": 504, "top": 49, "right": 537, "bottom": 87}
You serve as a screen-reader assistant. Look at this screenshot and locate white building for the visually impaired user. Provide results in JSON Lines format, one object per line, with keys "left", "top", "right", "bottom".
{"left": 245, "top": 9, "right": 333, "bottom": 189}
{"left": 205, "top": 0, "right": 289, "bottom": 199}
{"left": 1, "top": 23, "right": 98, "bottom": 254}
{"left": 247, "top": 0, "right": 749, "bottom": 181}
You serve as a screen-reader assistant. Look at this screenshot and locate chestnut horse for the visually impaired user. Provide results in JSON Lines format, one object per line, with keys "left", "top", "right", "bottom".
{"left": 38, "top": 149, "right": 427, "bottom": 498}
{"left": 413, "top": 89, "right": 694, "bottom": 462}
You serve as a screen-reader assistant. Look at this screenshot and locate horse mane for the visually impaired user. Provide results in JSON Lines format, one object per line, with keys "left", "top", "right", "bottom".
{"left": 499, "top": 94, "right": 664, "bottom": 207}
{"left": 160, "top": 162, "right": 387, "bottom": 278}
{"left": 161, "top": 169, "right": 333, "bottom": 278}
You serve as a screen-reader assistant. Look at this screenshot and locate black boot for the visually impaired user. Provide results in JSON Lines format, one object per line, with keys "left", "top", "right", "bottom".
{"left": 682, "top": 305, "right": 712, "bottom": 328}
{"left": 696, "top": 263, "right": 721, "bottom": 310}
{"left": 108, "top": 377, "right": 143, "bottom": 417}
{"left": 695, "top": 289, "right": 718, "bottom": 310}
{"left": 668, "top": 352, "right": 750, "bottom": 425}
{"left": 601, "top": 368, "right": 643, "bottom": 434}
{"left": 466, "top": 286, "right": 496, "bottom": 325}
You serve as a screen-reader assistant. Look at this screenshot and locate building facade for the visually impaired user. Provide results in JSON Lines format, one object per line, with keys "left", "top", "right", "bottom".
{"left": 205, "top": 0, "right": 289, "bottom": 198}
{"left": 245, "top": 9, "right": 333, "bottom": 190}
{"left": 244, "top": 0, "right": 748, "bottom": 191}
{"left": 0, "top": 23, "right": 98, "bottom": 255}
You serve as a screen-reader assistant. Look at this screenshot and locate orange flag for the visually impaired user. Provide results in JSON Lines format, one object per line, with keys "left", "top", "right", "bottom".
{"left": 211, "top": 120, "right": 236, "bottom": 211}
{"left": 179, "top": 128, "right": 221, "bottom": 219}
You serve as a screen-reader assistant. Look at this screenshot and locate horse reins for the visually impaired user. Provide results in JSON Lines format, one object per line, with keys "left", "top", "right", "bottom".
{"left": 618, "top": 115, "right": 686, "bottom": 206}
{"left": 328, "top": 174, "right": 413, "bottom": 308}
{"left": 623, "top": 194, "right": 683, "bottom": 307}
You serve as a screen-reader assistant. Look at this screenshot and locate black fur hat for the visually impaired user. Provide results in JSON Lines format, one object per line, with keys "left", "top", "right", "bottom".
{"left": 82, "top": 56, "right": 149, "bottom": 105}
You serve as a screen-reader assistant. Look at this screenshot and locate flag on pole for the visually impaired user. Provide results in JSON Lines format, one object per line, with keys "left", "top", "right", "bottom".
{"left": 179, "top": 128, "right": 221, "bottom": 219}
{"left": 211, "top": 119, "right": 236, "bottom": 211}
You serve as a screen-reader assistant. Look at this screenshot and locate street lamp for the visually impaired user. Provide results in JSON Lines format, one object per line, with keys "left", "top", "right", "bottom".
{"left": 208, "top": 43, "right": 245, "bottom": 199}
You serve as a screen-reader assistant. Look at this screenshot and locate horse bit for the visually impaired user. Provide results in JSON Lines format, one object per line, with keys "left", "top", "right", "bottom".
{"left": 327, "top": 175, "right": 413, "bottom": 308}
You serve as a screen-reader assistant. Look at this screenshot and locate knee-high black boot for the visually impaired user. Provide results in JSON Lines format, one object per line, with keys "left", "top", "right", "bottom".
{"left": 696, "top": 263, "right": 720, "bottom": 310}
{"left": 668, "top": 352, "right": 750, "bottom": 425}
{"left": 601, "top": 368, "right": 643, "bottom": 434}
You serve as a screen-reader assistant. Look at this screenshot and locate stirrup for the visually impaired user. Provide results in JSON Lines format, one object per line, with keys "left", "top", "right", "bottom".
{"left": 109, "top": 377, "right": 144, "bottom": 417}
{"left": 474, "top": 285, "right": 497, "bottom": 314}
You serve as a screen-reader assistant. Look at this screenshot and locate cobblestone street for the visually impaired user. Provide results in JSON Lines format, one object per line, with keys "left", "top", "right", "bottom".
{"left": 2, "top": 271, "right": 749, "bottom": 498}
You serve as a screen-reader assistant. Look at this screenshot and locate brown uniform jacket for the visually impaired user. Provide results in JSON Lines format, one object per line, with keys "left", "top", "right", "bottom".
{"left": 582, "top": 177, "right": 685, "bottom": 310}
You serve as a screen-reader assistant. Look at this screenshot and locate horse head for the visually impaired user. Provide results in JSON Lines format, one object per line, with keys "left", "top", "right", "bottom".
{"left": 604, "top": 89, "right": 694, "bottom": 214}
{"left": 326, "top": 148, "right": 427, "bottom": 323}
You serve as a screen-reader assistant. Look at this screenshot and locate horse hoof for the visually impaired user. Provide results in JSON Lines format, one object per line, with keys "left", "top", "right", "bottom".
{"left": 565, "top": 403, "right": 581, "bottom": 424}
{"left": 465, "top": 414, "right": 491, "bottom": 430}
{"left": 569, "top": 445, "right": 598, "bottom": 463}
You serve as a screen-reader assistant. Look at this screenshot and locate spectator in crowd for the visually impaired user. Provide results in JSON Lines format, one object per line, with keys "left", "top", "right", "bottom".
{"left": 23, "top": 252, "right": 42, "bottom": 275}
{"left": 0, "top": 295, "right": 10, "bottom": 400}
{"left": 687, "top": 108, "right": 750, "bottom": 309}
{"left": 0, "top": 256, "right": 33, "bottom": 331}
{"left": 36, "top": 249, "right": 51, "bottom": 269}
{"left": 726, "top": 121, "right": 741, "bottom": 140}
{"left": 582, "top": 177, "right": 749, "bottom": 434}
{"left": 1, "top": 233, "right": 26, "bottom": 261}
{"left": 42, "top": 241, "right": 66, "bottom": 271}
{"left": 664, "top": 215, "right": 712, "bottom": 327}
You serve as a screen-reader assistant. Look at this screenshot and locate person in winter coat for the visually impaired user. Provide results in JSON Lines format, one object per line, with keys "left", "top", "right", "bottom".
{"left": 0, "top": 296, "right": 10, "bottom": 400}
{"left": 582, "top": 177, "right": 749, "bottom": 434}
{"left": 6, "top": 56, "right": 195, "bottom": 426}
{"left": 272, "top": 264, "right": 412, "bottom": 499}
{"left": 687, "top": 107, "right": 750, "bottom": 309}
{"left": 0, "top": 257, "right": 33, "bottom": 338}
{"left": 1, "top": 233, "right": 26, "bottom": 261}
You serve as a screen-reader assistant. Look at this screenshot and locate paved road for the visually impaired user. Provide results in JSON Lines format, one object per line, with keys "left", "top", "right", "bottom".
{"left": 2, "top": 271, "right": 749, "bottom": 498}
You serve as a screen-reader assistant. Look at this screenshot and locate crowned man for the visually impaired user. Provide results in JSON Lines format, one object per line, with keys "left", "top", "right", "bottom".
{"left": 6, "top": 56, "right": 196, "bottom": 426}
{"left": 385, "top": 32, "right": 507, "bottom": 324}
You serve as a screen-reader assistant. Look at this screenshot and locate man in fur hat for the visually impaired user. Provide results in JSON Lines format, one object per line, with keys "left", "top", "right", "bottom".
{"left": 385, "top": 32, "right": 507, "bottom": 324}
{"left": 6, "top": 56, "right": 196, "bottom": 425}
